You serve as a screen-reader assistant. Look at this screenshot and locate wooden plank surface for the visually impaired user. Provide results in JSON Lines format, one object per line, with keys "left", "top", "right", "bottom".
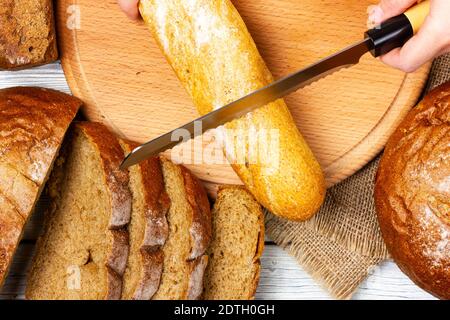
{"left": 0, "top": 64, "right": 436, "bottom": 300}
{"left": 0, "top": 244, "right": 435, "bottom": 300}
{"left": 55, "top": 0, "right": 430, "bottom": 193}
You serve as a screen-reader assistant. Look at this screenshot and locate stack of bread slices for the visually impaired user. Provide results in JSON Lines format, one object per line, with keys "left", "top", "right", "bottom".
{"left": 0, "top": 87, "right": 265, "bottom": 300}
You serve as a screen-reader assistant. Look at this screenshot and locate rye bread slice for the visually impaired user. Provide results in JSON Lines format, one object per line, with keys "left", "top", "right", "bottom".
{"left": 0, "top": 87, "right": 80, "bottom": 287}
{"left": 26, "top": 122, "right": 131, "bottom": 300}
{"left": 120, "top": 140, "right": 170, "bottom": 300}
{"left": 152, "top": 158, "right": 212, "bottom": 300}
{"left": 203, "top": 186, "right": 264, "bottom": 300}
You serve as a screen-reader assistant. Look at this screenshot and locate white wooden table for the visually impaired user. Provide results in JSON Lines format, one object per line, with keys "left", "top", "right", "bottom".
{"left": 0, "top": 63, "right": 436, "bottom": 300}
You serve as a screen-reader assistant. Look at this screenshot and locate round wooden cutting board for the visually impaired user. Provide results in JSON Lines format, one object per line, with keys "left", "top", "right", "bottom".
{"left": 55, "top": 0, "right": 430, "bottom": 195}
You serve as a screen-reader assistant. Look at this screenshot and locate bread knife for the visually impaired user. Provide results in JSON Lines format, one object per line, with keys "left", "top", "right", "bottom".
{"left": 121, "top": 1, "right": 430, "bottom": 169}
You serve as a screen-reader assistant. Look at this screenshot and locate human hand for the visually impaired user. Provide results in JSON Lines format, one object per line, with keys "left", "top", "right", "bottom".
{"left": 368, "top": 0, "right": 450, "bottom": 72}
{"left": 117, "top": 0, "right": 140, "bottom": 20}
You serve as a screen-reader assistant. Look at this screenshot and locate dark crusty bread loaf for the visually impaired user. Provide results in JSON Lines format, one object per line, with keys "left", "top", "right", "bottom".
{"left": 120, "top": 140, "right": 170, "bottom": 300}
{"left": 0, "top": 87, "right": 80, "bottom": 287}
{"left": 152, "top": 158, "right": 212, "bottom": 300}
{"left": 203, "top": 186, "right": 264, "bottom": 300}
{"left": 26, "top": 122, "right": 132, "bottom": 300}
{"left": 375, "top": 81, "right": 450, "bottom": 300}
{"left": 139, "top": 0, "right": 325, "bottom": 222}
{"left": 0, "top": 0, "right": 58, "bottom": 70}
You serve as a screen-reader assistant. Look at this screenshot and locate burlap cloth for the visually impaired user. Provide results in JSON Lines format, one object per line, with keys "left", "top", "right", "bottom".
{"left": 265, "top": 53, "right": 450, "bottom": 300}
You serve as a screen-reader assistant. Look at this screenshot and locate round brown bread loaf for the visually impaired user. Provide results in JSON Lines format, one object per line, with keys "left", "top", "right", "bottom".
{"left": 375, "top": 82, "right": 450, "bottom": 300}
{"left": 0, "top": 87, "right": 81, "bottom": 287}
{"left": 0, "top": 0, "right": 58, "bottom": 70}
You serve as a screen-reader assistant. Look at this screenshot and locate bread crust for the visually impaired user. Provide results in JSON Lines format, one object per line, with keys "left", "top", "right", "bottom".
{"left": 139, "top": 0, "right": 325, "bottom": 221}
{"left": 180, "top": 165, "right": 212, "bottom": 260}
{"left": 0, "top": 0, "right": 58, "bottom": 70}
{"left": 159, "top": 157, "right": 211, "bottom": 300}
{"left": 180, "top": 163, "right": 212, "bottom": 299}
{"left": 187, "top": 255, "right": 209, "bottom": 300}
{"left": 0, "top": 87, "right": 80, "bottom": 287}
{"left": 0, "top": 87, "right": 81, "bottom": 188}
{"left": 120, "top": 140, "right": 170, "bottom": 300}
{"left": 76, "top": 123, "right": 132, "bottom": 299}
{"left": 375, "top": 82, "right": 450, "bottom": 300}
{"left": 0, "top": 195, "right": 24, "bottom": 288}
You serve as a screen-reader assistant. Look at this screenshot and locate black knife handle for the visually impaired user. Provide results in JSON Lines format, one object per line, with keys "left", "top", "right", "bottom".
{"left": 365, "top": 0, "right": 430, "bottom": 57}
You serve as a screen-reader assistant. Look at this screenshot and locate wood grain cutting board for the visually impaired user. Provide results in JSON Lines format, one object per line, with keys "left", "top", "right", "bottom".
{"left": 55, "top": 0, "right": 430, "bottom": 195}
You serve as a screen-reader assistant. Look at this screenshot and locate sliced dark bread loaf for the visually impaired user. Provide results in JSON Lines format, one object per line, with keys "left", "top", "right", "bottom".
{"left": 26, "top": 122, "right": 131, "bottom": 300}
{"left": 152, "top": 158, "right": 212, "bottom": 300}
{"left": 0, "top": 87, "right": 80, "bottom": 287}
{"left": 120, "top": 140, "right": 170, "bottom": 300}
{"left": 203, "top": 186, "right": 264, "bottom": 300}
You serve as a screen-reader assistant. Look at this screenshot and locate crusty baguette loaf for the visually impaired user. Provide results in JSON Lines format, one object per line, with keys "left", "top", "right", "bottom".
{"left": 153, "top": 158, "right": 212, "bottom": 300}
{"left": 0, "top": 0, "right": 58, "bottom": 70}
{"left": 139, "top": 0, "right": 326, "bottom": 221}
{"left": 0, "top": 87, "right": 80, "bottom": 287}
{"left": 203, "top": 186, "right": 264, "bottom": 300}
{"left": 26, "top": 122, "right": 132, "bottom": 300}
{"left": 120, "top": 140, "right": 170, "bottom": 300}
{"left": 375, "top": 82, "right": 450, "bottom": 300}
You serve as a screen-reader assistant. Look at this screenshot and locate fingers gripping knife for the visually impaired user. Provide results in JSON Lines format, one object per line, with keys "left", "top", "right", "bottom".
{"left": 121, "top": 0, "right": 431, "bottom": 169}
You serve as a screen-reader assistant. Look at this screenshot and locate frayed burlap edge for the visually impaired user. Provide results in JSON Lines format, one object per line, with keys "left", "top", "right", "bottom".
{"left": 266, "top": 213, "right": 384, "bottom": 300}
{"left": 304, "top": 158, "right": 389, "bottom": 260}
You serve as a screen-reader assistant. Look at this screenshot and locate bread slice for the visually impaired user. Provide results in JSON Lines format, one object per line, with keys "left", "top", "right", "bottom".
{"left": 152, "top": 158, "right": 212, "bottom": 300}
{"left": 0, "top": 87, "right": 80, "bottom": 287}
{"left": 26, "top": 122, "right": 131, "bottom": 300}
{"left": 203, "top": 186, "right": 264, "bottom": 300}
{"left": 120, "top": 140, "right": 170, "bottom": 300}
{"left": 0, "top": 0, "right": 58, "bottom": 69}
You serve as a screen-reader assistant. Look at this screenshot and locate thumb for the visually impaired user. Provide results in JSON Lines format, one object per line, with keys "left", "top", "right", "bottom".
{"left": 380, "top": 17, "right": 445, "bottom": 72}
{"left": 368, "top": 0, "right": 417, "bottom": 25}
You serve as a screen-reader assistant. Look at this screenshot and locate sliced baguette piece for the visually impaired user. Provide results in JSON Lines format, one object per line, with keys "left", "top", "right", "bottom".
{"left": 0, "top": 87, "right": 80, "bottom": 287}
{"left": 152, "top": 157, "right": 212, "bottom": 300}
{"left": 203, "top": 186, "right": 264, "bottom": 300}
{"left": 119, "top": 140, "right": 170, "bottom": 300}
{"left": 26, "top": 122, "right": 131, "bottom": 300}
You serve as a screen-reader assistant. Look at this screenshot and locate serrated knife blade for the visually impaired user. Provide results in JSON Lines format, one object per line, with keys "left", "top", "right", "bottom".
{"left": 120, "top": 39, "right": 372, "bottom": 169}
{"left": 121, "top": 1, "right": 431, "bottom": 169}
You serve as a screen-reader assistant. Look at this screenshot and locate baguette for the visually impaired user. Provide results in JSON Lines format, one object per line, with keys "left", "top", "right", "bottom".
{"left": 139, "top": 0, "right": 326, "bottom": 221}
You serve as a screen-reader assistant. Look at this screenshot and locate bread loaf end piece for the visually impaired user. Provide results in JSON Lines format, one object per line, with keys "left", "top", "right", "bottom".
{"left": 0, "top": 0, "right": 58, "bottom": 70}
{"left": 152, "top": 157, "right": 211, "bottom": 300}
{"left": 375, "top": 82, "right": 450, "bottom": 300}
{"left": 120, "top": 140, "right": 170, "bottom": 300}
{"left": 26, "top": 122, "right": 131, "bottom": 300}
{"left": 0, "top": 87, "right": 80, "bottom": 287}
{"left": 139, "top": 0, "right": 325, "bottom": 221}
{"left": 203, "top": 186, "right": 264, "bottom": 300}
